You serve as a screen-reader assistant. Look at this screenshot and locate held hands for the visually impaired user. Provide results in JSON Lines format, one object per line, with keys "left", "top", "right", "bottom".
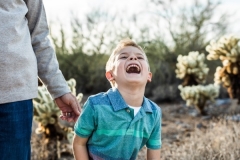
{"left": 55, "top": 93, "right": 81, "bottom": 122}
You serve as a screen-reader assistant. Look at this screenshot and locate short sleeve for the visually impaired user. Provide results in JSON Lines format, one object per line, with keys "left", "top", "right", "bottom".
{"left": 146, "top": 108, "right": 162, "bottom": 149}
{"left": 74, "top": 99, "right": 96, "bottom": 138}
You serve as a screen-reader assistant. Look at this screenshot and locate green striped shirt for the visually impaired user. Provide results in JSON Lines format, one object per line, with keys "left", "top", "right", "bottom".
{"left": 74, "top": 88, "right": 162, "bottom": 160}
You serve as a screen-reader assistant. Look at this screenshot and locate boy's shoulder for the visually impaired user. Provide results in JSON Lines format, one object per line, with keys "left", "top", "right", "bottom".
{"left": 144, "top": 97, "right": 161, "bottom": 113}
{"left": 88, "top": 88, "right": 120, "bottom": 102}
{"left": 89, "top": 91, "right": 107, "bottom": 98}
{"left": 88, "top": 91, "right": 109, "bottom": 103}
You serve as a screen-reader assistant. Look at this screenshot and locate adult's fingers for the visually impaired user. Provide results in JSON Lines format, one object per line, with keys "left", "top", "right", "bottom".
{"left": 62, "top": 93, "right": 81, "bottom": 116}
{"left": 60, "top": 115, "right": 74, "bottom": 122}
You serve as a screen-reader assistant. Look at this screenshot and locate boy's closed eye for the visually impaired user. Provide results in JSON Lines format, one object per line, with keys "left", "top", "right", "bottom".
{"left": 119, "top": 56, "right": 128, "bottom": 59}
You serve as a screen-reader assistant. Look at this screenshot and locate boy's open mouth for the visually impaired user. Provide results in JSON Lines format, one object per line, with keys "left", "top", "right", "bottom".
{"left": 126, "top": 64, "right": 141, "bottom": 74}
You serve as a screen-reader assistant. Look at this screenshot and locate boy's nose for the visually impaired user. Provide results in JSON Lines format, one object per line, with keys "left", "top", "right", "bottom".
{"left": 129, "top": 56, "right": 137, "bottom": 60}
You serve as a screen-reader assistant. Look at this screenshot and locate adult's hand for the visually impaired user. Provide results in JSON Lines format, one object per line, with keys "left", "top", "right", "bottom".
{"left": 55, "top": 93, "right": 81, "bottom": 122}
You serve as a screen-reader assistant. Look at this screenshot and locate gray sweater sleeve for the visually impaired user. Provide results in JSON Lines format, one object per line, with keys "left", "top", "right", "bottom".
{"left": 24, "top": 0, "right": 71, "bottom": 98}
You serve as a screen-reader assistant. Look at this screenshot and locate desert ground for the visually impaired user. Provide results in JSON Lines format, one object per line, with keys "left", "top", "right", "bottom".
{"left": 31, "top": 99, "right": 240, "bottom": 160}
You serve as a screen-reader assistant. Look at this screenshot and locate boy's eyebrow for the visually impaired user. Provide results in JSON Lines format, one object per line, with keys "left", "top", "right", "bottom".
{"left": 119, "top": 52, "right": 128, "bottom": 55}
{"left": 119, "top": 52, "right": 144, "bottom": 56}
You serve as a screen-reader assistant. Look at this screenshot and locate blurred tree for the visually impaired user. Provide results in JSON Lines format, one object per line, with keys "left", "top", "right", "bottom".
{"left": 50, "top": 11, "right": 130, "bottom": 94}
{"left": 49, "top": 0, "right": 231, "bottom": 102}
{"left": 145, "top": 0, "right": 230, "bottom": 101}
{"left": 150, "top": 0, "right": 229, "bottom": 55}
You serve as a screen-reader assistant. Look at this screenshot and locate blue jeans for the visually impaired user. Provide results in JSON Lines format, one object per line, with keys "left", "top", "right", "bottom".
{"left": 0, "top": 99, "right": 33, "bottom": 160}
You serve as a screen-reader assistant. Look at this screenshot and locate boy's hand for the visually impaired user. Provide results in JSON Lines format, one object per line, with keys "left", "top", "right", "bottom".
{"left": 55, "top": 93, "right": 81, "bottom": 122}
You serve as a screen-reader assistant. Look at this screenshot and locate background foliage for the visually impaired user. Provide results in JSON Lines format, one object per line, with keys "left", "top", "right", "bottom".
{"left": 50, "top": 0, "right": 232, "bottom": 103}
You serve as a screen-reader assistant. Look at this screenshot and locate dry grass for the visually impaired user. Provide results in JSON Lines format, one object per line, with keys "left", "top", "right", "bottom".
{"left": 160, "top": 118, "right": 240, "bottom": 160}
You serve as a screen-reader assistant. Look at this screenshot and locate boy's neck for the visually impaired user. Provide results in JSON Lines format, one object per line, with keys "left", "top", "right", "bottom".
{"left": 116, "top": 85, "right": 145, "bottom": 107}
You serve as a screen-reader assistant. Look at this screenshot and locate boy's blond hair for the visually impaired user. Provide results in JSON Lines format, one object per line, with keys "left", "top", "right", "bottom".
{"left": 105, "top": 39, "right": 150, "bottom": 87}
{"left": 106, "top": 39, "right": 148, "bottom": 72}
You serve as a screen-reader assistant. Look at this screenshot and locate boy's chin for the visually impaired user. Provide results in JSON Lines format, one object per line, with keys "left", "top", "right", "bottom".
{"left": 125, "top": 79, "right": 147, "bottom": 85}
{"left": 125, "top": 73, "right": 142, "bottom": 78}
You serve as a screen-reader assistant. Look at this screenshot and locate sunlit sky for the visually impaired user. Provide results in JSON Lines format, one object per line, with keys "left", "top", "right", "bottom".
{"left": 42, "top": 0, "right": 240, "bottom": 37}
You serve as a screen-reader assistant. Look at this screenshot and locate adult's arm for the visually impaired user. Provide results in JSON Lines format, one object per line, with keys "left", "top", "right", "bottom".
{"left": 24, "top": 0, "right": 69, "bottom": 98}
{"left": 24, "top": 0, "right": 80, "bottom": 120}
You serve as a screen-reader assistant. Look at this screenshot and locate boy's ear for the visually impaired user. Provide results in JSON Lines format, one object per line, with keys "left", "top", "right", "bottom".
{"left": 105, "top": 71, "right": 114, "bottom": 81}
{"left": 147, "top": 72, "right": 152, "bottom": 82}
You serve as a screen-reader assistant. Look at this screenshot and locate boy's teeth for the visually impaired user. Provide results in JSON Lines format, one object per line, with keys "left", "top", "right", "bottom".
{"left": 127, "top": 64, "right": 139, "bottom": 71}
{"left": 126, "top": 64, "right": 140, "bottom": 73}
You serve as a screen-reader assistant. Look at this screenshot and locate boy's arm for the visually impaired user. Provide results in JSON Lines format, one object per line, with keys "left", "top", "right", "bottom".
{"left": 146, "top": 106, "right": 162, "bottom": 160}
{"left": 72, "top": 134, "right": 89, "bottom": 160}
{"left": 147, "top": 149, "right": 161, "bottom": 160}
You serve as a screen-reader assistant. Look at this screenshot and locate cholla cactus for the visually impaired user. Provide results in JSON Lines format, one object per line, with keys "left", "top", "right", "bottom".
{"left": 176, "top": 51, "right": 219, "bottom": 115}
{"left": 176, "top": 51, "right": 209, "bottom": 86}
{"left": 33, "top": 78, "right": 83, "bottom": 140}
{"left": 67, "top": 78, "right": 83, "bottom": 103}
{"left": 206, "top": 35, "right": 240, "bottom": 103}
{"left": 67, "top": 130, "right": 75, "bottom": 144}
{"left": 178, "top": 84, "right": 220, "bottom": 115}
{"left": 206, "top": 35, "right": 239, "bottom": 62}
